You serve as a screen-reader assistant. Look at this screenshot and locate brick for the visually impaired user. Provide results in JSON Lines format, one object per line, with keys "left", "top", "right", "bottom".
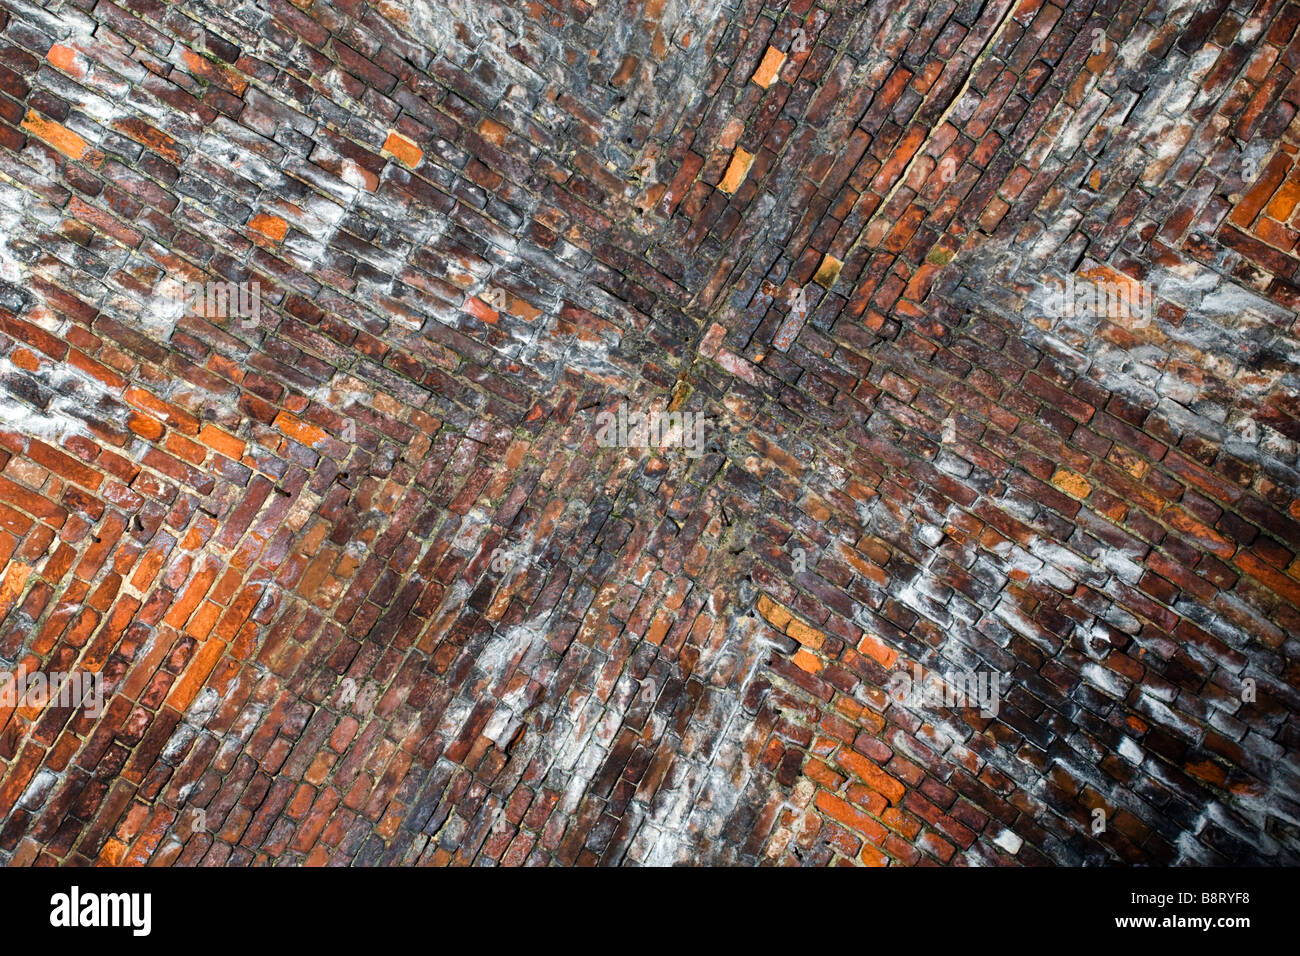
{"left": 199, "top": 425, "right": 245, "bottom": 461}
{"left": 718, "top": 148, "right": 755, "bottom": 194}
{"left": 383, "top": 130, "right": 422, "bottom": 168}
{"left": 20, "top": 110, "right": 88, "bottom": 159}
{"left": 249, "top": 213, "right": 288, "bottom": 241}
{"left": 815, "top": 790, "right": 887, "bottom": 842}
{"left": 836, "top": 750, "right": 906, "bottom": 805}
{"left": 752, "top": 47, "right": 786, "bottom": 88}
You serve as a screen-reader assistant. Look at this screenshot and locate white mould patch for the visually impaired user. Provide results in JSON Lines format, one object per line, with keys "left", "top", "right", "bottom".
{"left": 0, "top": 354, "right": 120, "bottom": 443}
{"left": 449, "top": 507, "right": 491, "bottom": 555}
{"left": 993, "top": 828, "right": 1023, "bottom": 855}
{"left": 637, "top": 613, "right": 777, "bottom": 865}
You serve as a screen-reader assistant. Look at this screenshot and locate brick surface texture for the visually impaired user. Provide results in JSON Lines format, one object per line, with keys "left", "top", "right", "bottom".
{"left": 0, "top": 0, "right": 1297, "bottom": 867}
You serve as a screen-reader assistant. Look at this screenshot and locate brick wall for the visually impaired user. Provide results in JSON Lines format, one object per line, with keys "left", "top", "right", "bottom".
{"left": 0, "top": 0, "right": 1296, "bottom": 866}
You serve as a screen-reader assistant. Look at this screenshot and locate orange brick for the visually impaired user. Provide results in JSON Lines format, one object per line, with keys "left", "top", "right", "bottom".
{"left": 97, "top": 838, "right": 129, "bottom": 866}
{"left": 273, "top": 411, "right": 328, "bottom": 448}
{"left": 846, "top": 782, "right": 889, "bottom": 816}
{"left": 860, "top": 844, "right": 890, "bottom": 866}
{"left": 464, "top": 295, "right": 499, "bottom": 324}
{"left": 856, "top": 632, "right": 897, "bottom": 668}
{"left": 215, "top": 585, "right": 262, "bottom": 644}
{"left": 185, "top": 600, "right": 222, "bottom": 640}
{"left": 882, "top": 806, "right": 922, "bottom": 838}
{"left": 164, "top": 563, "right": 219, "bottom": 629}
{"left": 645, "top": 608, "right": 673, "bottom": 645}
{"left": 611, "top": 53, "right": 639, "bottom": 87}
{"left": 793, "top": 648, "right": 822, "bottom": 673}
{"left": 287, "top": 784, "right": 317, "bottom": 819}
{"left": 718, "top": 147, "right": 755, "bottom": 194}
{"left": 786, "top": 617, "right": 824, "bottom": 649}
{"left": 814, "top": 790, "right": 887, "bottom": 842}
{"left": 0, "top": 562, "right": 32, "bottom": 619}
{"left": 1234, "top": 550, "right": 1300, "bottom": 606}
{"left": 757, "top": 594, "right": 792, "bottom": 630}
{"left": 165, "top": 430, "right": 207, "bottom": 466}
{"left": 165, "top": 637, "right": 226, "bottom": 712}
{"left": 304, "top": 751, "right": 336, "bottom": 787}
{"left": 199, "top": 424, "right": 245, "bottom": 461}
{"left": 21, "top": 110, "right": 88, "bottom": 159}
{"left": 27, "top": 439, "right": 102, "bottom": 490}
{"left": 124, "top": 386, "right": 200, "bottom": 434}
{"left": 46, "top": 44, "right": 86, "bottom": 78}
{"left": 813, "top": 253, "right": 843, "bottom": 288}
{"left": 751, "top": 46, "right": 786, "bottom": 88}
{"left": 836, "top": 749, "right": 906, "bottom": 804}
{"left": 507, "top": 296, "right": 543, "bottom": 321}
{"left": 112, "top": 116, "right": 182, "bottom": 163}
{"left": 69, "top": 349, "right": 126, "bottom": 390}
{"left": 249, "top": 213, "right": 288, "bottom": 241}
{"left": 1051, "top": 468, "right": 1092, "bottom": 498}
{"left": 1254, "top": 215, "right": 1298, "bottom": 251}
{"left": 1266, "top": 177, "right": 1300, "bottom": 221}
{"left": 804, "top": 758, "right": 845, "bottom": 789}
{"left": 126, "top": 410, "right": 164, "bottom": 441}
{"left": 479, "top": 118, "right": 508, "bottom": 147}
{"left": 303, "top": 846, "right": 331, "bottom": 866}
{"left": 181, "top": 48, "right": 247, "bottom": 95}
{"left": 838, "top": 542, "right": 888, "bottom": 586}
{"left": 10, "top": 348, "right": 39, "bottom": 372}
{"left": 1166, "top": 508, "right": 1234, "bottom": 559}
{"left": 130, "top": 542, "right": 169, "bottom": 592}
{"left": 1229, "top": 152, "right": 1291, "bottom": 228}
{"left": 383, "top": 130, "right": 423, "bottom": 168}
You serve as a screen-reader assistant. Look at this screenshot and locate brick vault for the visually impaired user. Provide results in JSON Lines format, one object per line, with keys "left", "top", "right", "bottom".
{"left": 0, "top": 0, "right": 1297, "bottom": 866}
